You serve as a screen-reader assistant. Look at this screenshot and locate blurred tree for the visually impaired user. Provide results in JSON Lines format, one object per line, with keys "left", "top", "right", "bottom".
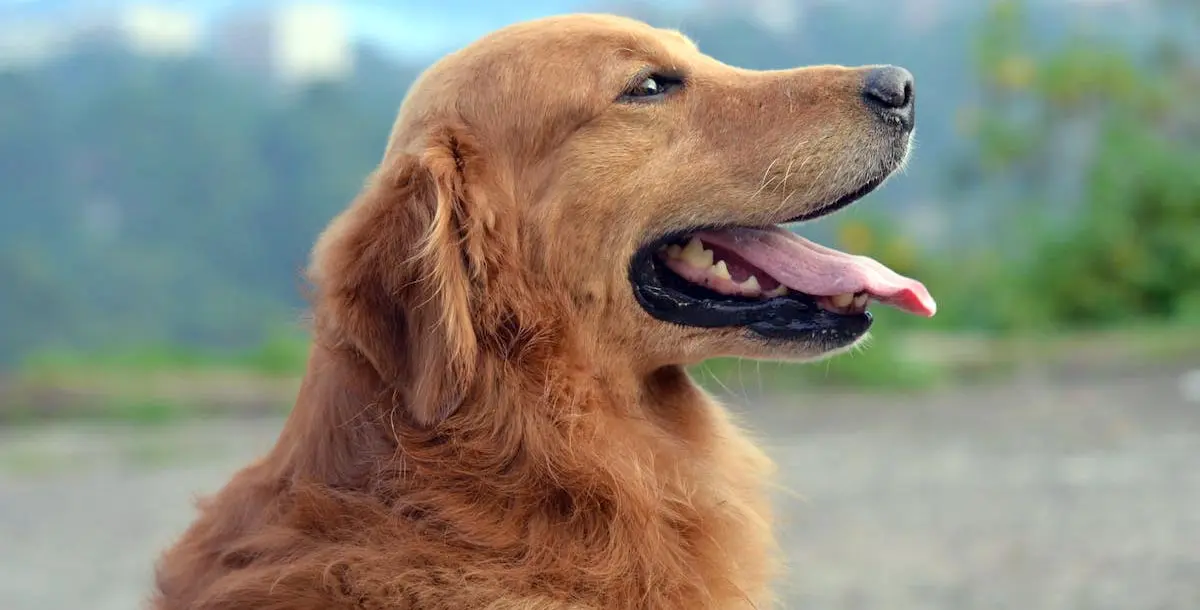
{"left": 0, "top": 49, "right": 403, "bottom": 363}
{"left": 947, "top": 0, "right": 1200, "bottom": 330}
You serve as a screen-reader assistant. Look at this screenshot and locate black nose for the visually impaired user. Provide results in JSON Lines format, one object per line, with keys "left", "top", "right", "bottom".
{"left": 862, "top": 65, "right": 914, "bottom": 130}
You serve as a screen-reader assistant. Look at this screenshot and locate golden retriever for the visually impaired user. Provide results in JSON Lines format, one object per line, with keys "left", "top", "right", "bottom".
{"left": 152, "top": 13, "right": 935, "bottom": 610}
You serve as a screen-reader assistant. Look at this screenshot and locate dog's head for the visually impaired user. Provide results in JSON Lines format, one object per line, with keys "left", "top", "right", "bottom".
{"left": 309, "top": 14, "right": 935, "bottom": 425}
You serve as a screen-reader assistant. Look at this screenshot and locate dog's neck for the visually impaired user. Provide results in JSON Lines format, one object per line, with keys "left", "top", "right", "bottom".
{"left": 268, "top": 335, "right": 713, "bottom": 490}
{"left": 254, "top": 335, "right": 776, "bottom": 607}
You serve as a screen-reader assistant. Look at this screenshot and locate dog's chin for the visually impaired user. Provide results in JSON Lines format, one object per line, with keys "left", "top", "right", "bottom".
{"left": 716, "top": 330, "right": 870, "bottom": 364}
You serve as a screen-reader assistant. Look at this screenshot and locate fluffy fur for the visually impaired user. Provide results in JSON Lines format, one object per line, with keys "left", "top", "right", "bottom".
{"left": 152, "top": 13, "right": 903, "bottom": 609}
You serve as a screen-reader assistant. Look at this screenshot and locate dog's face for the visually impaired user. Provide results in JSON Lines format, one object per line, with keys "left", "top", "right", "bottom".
{"left": 313, "top": 14, "right": 936, "bottom": 423}
{"left": 431, "top": 15, "right": 935, "bottom": 362}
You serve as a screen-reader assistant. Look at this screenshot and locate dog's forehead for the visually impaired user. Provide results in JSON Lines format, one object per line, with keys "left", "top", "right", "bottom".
{"left": 388, "top": 15, "right": 709, "bottom": 155}
{"left": 656, "top": 28, "right": 700, "bottom": 53}
{"left": 471, "top": 15, "right": 700, "bottom": 68}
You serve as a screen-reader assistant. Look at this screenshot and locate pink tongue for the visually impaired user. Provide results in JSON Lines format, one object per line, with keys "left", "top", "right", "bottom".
{"left": 695, "top": 226, "right": 937, "bottom": 317}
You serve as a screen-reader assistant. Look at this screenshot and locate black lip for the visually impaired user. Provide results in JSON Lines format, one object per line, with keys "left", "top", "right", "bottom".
{"left": 627, "top": 172, "right": 892, "bottom": 345}
{"left": 629, "top": 246, "right": 872, "bottom": 344}
{"left": 785, "top": 173, "right": 888, "bottom": 223}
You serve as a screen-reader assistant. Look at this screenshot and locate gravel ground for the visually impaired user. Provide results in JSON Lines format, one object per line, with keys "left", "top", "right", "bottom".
{"left": 2, "top": 370, "right": 1198, "bottom": 610}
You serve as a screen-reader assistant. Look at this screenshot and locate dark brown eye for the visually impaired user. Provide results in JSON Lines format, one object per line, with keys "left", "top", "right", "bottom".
{"left": 620, "top": 74, "right": 683, "bottom": 102}
{"left": 630, "top": 76, "right": 661, "bottom": 96}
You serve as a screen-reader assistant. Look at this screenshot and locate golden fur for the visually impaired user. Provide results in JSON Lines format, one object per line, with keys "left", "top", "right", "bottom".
{"left": 152, "top": 14, "right": 907, "bottom": 609}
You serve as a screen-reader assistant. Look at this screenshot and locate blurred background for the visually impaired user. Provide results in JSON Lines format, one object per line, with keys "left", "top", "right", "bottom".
{"left": 1, "top": 0, "right": 1198, "bottom": 608}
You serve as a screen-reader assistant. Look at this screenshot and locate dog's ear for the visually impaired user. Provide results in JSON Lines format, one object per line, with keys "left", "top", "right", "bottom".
{"left": 310, "top": 129, "right": 486, "bottom": 427}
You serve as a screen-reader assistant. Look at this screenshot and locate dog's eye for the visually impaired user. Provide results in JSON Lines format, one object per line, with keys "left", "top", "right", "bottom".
{"left": 619, "top": 74, "right": 683, "bottom": 102}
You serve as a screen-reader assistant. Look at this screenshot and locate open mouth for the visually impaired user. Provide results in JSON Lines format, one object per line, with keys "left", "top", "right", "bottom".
{"left": 629, "top": 186, "right": 936, "bottom": 346}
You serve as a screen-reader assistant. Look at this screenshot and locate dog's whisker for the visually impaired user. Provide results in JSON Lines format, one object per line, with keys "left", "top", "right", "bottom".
{"left": 751, "top": 155, "right": 784, "bottom": 202}
{"left": 778, "top": 137, "right": 810, "bottom": 189}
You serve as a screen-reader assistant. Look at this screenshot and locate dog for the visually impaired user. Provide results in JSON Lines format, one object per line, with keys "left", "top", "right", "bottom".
{"left": 151, "top": 13, "right": 934, "bottom": 610}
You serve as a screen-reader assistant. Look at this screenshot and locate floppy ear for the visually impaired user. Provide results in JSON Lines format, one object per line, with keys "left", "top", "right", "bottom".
{"left": 309, "top": 131, "right": 483, "bottom": 427}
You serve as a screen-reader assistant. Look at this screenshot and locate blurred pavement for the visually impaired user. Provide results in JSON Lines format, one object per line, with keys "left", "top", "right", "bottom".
{"left": 2, "top": 370, "right": 1198, "bottom": 610}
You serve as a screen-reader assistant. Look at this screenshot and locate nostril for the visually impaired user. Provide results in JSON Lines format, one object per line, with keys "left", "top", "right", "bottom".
{"left": 863, "top": 66, "right": 914, "bottom": 110}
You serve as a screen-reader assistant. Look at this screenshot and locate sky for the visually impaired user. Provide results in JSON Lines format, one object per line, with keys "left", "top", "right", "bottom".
{"left": 0, "top": 0, "right": 696, "bottom": 60}
{"left": 348, "top": 0, "right": 606, "bottom": 59}
{"left": 0, "top": 0, "right": 1157, "bottom": 61}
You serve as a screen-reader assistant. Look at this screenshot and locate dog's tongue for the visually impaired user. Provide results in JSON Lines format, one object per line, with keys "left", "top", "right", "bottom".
{"left": 696, "top": 226, "right": 937, "bottom": 317}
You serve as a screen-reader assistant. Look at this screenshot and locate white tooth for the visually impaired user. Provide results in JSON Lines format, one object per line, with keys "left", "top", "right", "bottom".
{"left": 681, "top": 237, "right": 712, "bottom": 267}
{"left": 853, "top": 293, "right": 869, "bottom": 309}
{"left": 666, "top": 244, "right": 683, "bottom": 258}
{"left": 711, "top": 260, "right": 731, "bottom": 280}
{"left": 741, "top": 275, "right": 762, "bottom": 294}
{"left": 765, "top": 285, "right": 788, "bottom": 298}
{"left": 831, "top": 293, "right": 854, "bottom": 308}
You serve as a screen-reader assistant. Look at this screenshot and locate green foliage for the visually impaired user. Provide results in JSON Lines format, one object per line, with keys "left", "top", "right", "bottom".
{"left": 21, "top": 344, "right": 227, "bottom": 374}
{"left": 239, "top": 331, "right": 312, "bottom": 376}
{"left": 20, "top": 328, "right": 310, "bottom": 377}
{"left": 1025, "top": 123, "right": 1200, "bottom": 326}
{"left": 100, "top": 398, "right": 191, "bottom": 425}
{"left": 893, "top": 0, "right": 1200, "bottom": 334}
